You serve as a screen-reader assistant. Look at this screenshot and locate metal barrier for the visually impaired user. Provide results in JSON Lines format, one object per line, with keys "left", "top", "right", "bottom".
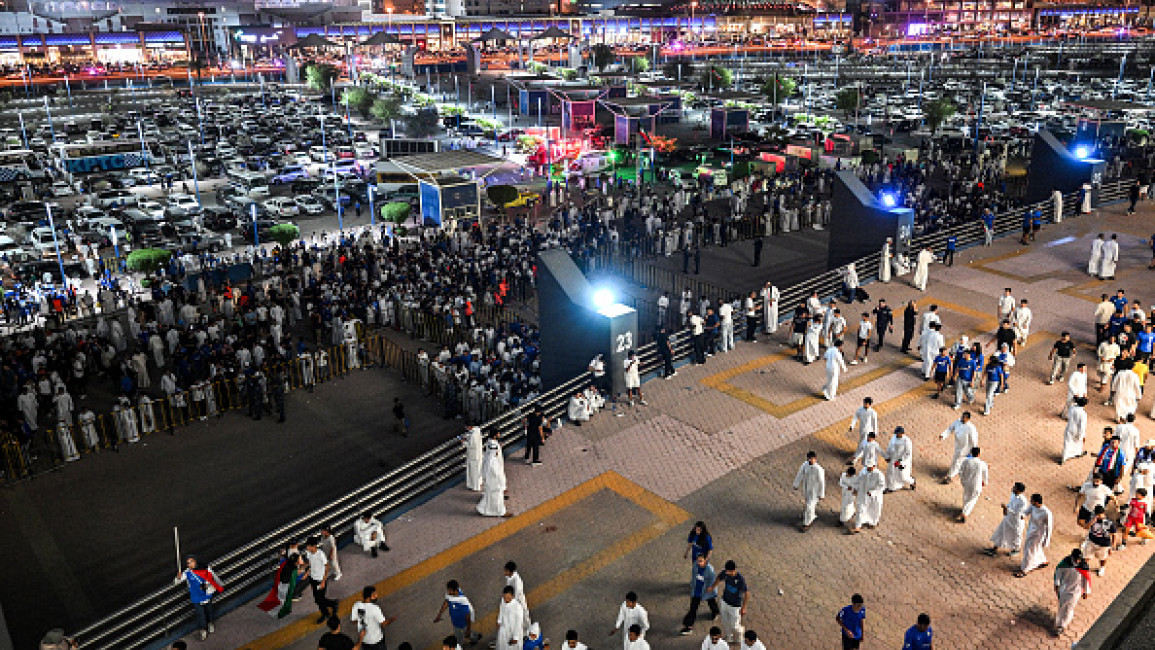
{"left": 65, "top": 179, "right": 1130, "bottom": 647}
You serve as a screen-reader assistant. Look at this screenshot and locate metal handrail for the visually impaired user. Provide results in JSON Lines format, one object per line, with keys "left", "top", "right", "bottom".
{"left": 71, "top": 370, "right": 591, "bottom": 649}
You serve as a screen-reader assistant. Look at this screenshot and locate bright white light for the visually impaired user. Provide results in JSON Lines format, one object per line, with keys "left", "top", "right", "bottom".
{"left": 880, "top": 193, "right": 897, "bottom": 208}
{"left": 592, "top": 288, "right": 614, "bottom": 310}
{"left": 1074, "top": 146, "right": 1090, "bottom": 159}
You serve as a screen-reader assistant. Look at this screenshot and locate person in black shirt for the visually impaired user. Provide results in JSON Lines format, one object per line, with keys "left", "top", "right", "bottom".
{"left": 901, "top": 300, "right": 917, "bottom": 353}
{"left": 992, "top": 321, "right": 1017, "bottom": 354}
{"left": 656, "top": 326, "right": 676, "bottom": 379}
{"left": 523, "top": 406, "right": 545, "bottom": 465}
{"left": 318, "top": 616, "right": 363, "bottom": 650}
{"left": 1048, "top": 332, "right": 1077, "bottom": 384}
{"left": 791, "top": 303, "right": 810, "bottom": 359}
{"left": 872, "top": 300, "right": 894, "bottom": 352}
{"left": 392, "top": 397, "right": 408, "bottom": 437}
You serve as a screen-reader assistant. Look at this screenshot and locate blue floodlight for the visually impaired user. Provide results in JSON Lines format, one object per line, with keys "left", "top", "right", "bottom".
{"left": 880, "top": 193, "right": 897, "bottom": 208}
{"left": 1074, "top": 145, "right": 1091, "bottom": 160}
{"left": 592, "top": 288, "right": 615, "bottom": 310}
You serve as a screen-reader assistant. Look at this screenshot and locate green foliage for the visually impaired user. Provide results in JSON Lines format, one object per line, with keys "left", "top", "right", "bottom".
{"left": 634, "top": 55, "right": 651, "bottom": 73}
{"left": 527, "top": 61, "right": 548, "bottom": 74}
{"left": 370, "top": 95, "right": 403, "bottom": 122}
{"left": 558, "top": 68, "right": 578, "bottom": 81}
{"left": 761, "top": 74, "right": 796, "bottom": 103}
{"left": 306, "top": 63, "right": 339, "bottom": 93}
{"left": 591, "top": 44, "right": 615, "bottom": 71}
{"left": 404, "top": 109, "right": 441, "bottom": 138}
{"left": 834, "top": 87, "right": 860, "bottom": 118}
{"left": 268, "top": 223, "right": 300, "bottom": 246}
{"left": 486, "top": 185, "right": 519, "bottom": 208}
{"left": 515, "top": 134, "right": 540, "bottom": 154}
{"left": 922, "top": 97, "right": 957, "bottom": 135}
{"left": 701, "top": 65, "right": 732, "bottom": 90}
{"left": 343, "top": 87, "right": 377, "bottom": 119}
{"left": 125, "top": 248, "right": 172, "bottom": 274}
{"left": 380, "top": 201, "right": 411, "bottom": 224}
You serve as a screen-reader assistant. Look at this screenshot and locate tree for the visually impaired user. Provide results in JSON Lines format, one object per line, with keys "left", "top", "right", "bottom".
{"left": 760, "top": 74, "right": 796, "bottom": 105}
{"left": 486, "top": 184, "right": 519, "bottom": 208}
{"left": 370, "top": 95, "right": 403, "bottom": 123}
{"left": 633, "top": 55, "right": 650, "bottom": 73}
{"left": 701, "top": 65, "right": 732, "bottom": 91}
{"left": 404, "top": 109, "right": 441, "bottom": 138}
{"left": 591, "top": 44, "right": 615, "bottom": 72}
{"left": 268, "top": 223, "right": 301, "bottom": 247}
{"left": 663, "top": 61, "right": 694, "bottom": 82}
{"left": 126, "top": 248, "right": 172, "bottom": 274}
{"left": 380, "top": 201, "right": 411, "bottom": 225}
{"left": 306, "top": 63, "right": 339, "bottom": 93}
{"left": 834, "top": 87, "right": 860, "bottom": 119}
{"left": 923, "top": 97, "right": 957, "bottom": 135}
{"left": 343, "top": 87, "right": 377, "bottom": 119}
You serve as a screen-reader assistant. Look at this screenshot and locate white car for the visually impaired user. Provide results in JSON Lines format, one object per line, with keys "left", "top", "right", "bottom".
{"left": 90, "top": 189, "right": 137, "bottom": 209}
{"left": 50, "top": 180, "right": 76, "bottom": 197}
{"left": 263, "top": 197, "right": 299, "bottom": 218}
{"left": 128, "top": 168, "right": 160, "bottom": 185}
{"left": 168, "top": 193, "right": 202, "bottom": 215}
{"left": 293, "top": 194, "right": 324, "bottom": 214}
{"left": 0, "top": 235, "right": 33, "bottom": 262}
{"left": 138, "top": 200, "right": 166, "bottom": 219}
{"left": 27, "top": 226, "right": 64, "bottom": 257}
{"left": 309, "top": 145, "right": 329, "bottom": 162}
{"left": 353, "top": 143, "right": 376, "bottom": 159}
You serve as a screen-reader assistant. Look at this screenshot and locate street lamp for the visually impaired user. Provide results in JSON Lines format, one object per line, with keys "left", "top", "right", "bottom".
{"left": 46, "top": 203, "right": 66, "bottom": 287}
{"left": 250, "top": 202, "right": 259, "bottom": 248}
{"left": 368, "top": 184, "right": 376, "bottom": 226}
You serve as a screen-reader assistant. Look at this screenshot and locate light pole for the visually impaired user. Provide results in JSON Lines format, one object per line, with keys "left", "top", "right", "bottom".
{"left": 250, "top": 202, "right": 259, "bottom": 248}
{"left": 109, "top": 225, "right": 120, "bottom": 267}
{"left": 137, "top": 121, "right": 150, "bottom": 175}
{"left": 17, "top": 112, "right": 27, "bottom": 149}
{"left": 43, "top": 97, "right": 56, "bottom": 144}
{"left": 333, "top": 159, "right": 343, "bottom": 232}
{"left": 46, "top": 203, "right": 66, "bottom": 286}
{"left": 187, "top": 141, "right": 201, "bottom": 206}
{"left": 368, "top": 184, "right": 376, "bottom": 226}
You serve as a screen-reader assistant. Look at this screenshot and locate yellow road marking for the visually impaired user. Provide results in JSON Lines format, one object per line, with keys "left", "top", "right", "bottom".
{"left": 242, "top": 472, "right": 690, "bottom": 649}
{"left": 699, "top": 298, "right": 999, "bottom": 418}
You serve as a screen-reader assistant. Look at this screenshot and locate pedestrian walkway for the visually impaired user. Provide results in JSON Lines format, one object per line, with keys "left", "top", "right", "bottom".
{"left": 200, "top": 202, "right": 1155, "bottom": 650}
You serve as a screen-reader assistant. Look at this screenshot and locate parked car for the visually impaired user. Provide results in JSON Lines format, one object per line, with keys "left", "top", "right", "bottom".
{"left": 90, "top": 189, "right": 137, "bottom": 209}
{"left": 262, "top": 197, "right": 300, "bottom": 218}
{"left": 293, "top": 194, "right": 325, "bottom": 215}
{"left": 271, "top": 165, "right": 309, "bottom": 184}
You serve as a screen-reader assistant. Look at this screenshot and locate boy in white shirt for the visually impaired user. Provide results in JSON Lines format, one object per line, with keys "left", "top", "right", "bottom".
{"left": 701, "top": 626, "right": 728, "bottom": 650}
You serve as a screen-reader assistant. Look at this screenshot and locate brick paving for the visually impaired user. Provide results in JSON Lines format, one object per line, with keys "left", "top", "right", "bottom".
{"left": 204, "top": 202, "right": 1155, "bottom": 650}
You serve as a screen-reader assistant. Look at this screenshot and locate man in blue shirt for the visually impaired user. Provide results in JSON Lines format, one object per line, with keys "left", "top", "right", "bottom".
{"left": 982, "top": 210, "right": 995, "bottom": 246}
{"left": 1110, "top": 289, "right": 1128, "bottom": 313}
{"left": 980, "top": 356, "right": 1006, "bottom": 416}
{"left": 679, "top": 555, "right": 719, "bottom": 635}
{"left": 954, "top": 350, "right": 977, "bottom": 410}
{"left": 903, "top": 613, "right": 933, "bottom": 649}
{"left": 433, "top": 580, "right": 480, "bottom": 647}
{"left": 710, "top": 560, "right": 748, "bottom": 644}
{"left": 943, "top": 235, "right": 957, "bottom": 267}
{"left": 835, "top": 593, "right": 866, "bottom": 649}
{"left": 931, "top": 349, "right": 952, "bottom": 400}
{"left": 1138, "top": 323, "right": 1155, "bottom": 363}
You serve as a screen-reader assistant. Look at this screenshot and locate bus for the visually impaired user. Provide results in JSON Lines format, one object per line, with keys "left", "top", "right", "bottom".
{"left": 0, "top": 149, "right": 47, "bottom": 182}
{"left": 226, "top": 169, "right": 271, "bottom": 198}
{"left": 55, "top": 140, "right": 163, "bottom": 175}
{"left": 375, "top": 161, "right": 417, "bottom": 196}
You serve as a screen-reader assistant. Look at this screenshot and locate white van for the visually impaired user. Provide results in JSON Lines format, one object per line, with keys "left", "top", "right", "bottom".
{"left": 227, "top": 169, "right": 271, "bottom": 198}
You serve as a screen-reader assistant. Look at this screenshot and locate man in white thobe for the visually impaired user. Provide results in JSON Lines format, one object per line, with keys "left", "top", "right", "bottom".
{"left": 478, "top": 434, "right": 509, "bottom": 517}
{"left": 1013, "top": 300, "right": 1033, "bottom": 346}
{"left": 1062, "top": 397, "right": 1089, "bottom": 464}
{"left": 496, "top": 587, "right": 529, "bottom": 650}
{"left": 1053, "top": 550, "right": 1092, "bottom": 636}
{"left": 823, "top": 342, "right": 849, "bottom": 400}
{"left": 851, "top": 464, "right": 885, "bottom": 532}
{"left": 848, "top": 397, "right": 879, "bottom": 464}
{"left": 919, "top": 324, "right": 945, "bottom": 380}
{"left": 568, "top": 391, "right": 591, "bottom": 425}
{"left": 461, "top": 425, "right": 484, "bottom": 491}
{"left": 1110, "top": 364, "right": 1142, "bottom": 422}
{"left": 883, "top": 427, "right": 915, "bottom": 492}
{"left": 997, "top": 288, "right": 1016, "bottom": 323}
{"left": 1116, "top": 414, "right": 1141, "bottom": 470}
{"left": 940, "top": 412, "right": 978, "bottom": 483}
{"left": 1099, "top": 234, "right": 1119, "bottom": 279}
{"left": 609, "top": 594, "right": 649, "bottom": 650}
{"left": 1020, "top": 495, "right": 1053, "bottom": 576}
{"left": 803, "top": 318, "right": 822, "bottom": 364}
{"left": 839, "top": 467, "right": 858, "bottom": 527}
{"left": 792, "top": 452, "right": 826, "bottom": 531}
{"left": 856, "top": 432, "right": 882, "bottom": 470}
{"left": 911, "top": 247, "right": 934, "bottom": 291}
{"left": 957, "top": 448, "right": 989, "bottom": 523}
{"left": 1053, "top": 189, "right": 1064, "bottom": 223}
{"left": 1063, "top": 363, "right": 1088, "bottom": 418}
{"left": 879, "top": 238, "right": 892, "bottom": 283}
{"left": 762, "top": 284, "right": 779, "bottom": 334}
{"left": 353, "top": 513, "right": 387, "bottom": 555}
{"left": 987, "top": 482, "right": 1029, "bottom": 556}
{"left": 1088, "top": 234, "right": 1104, "bottom": 276}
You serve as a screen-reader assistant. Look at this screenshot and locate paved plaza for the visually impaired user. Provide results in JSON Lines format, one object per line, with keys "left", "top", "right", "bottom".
{"left": 190, "top": 203, "right": 1155, "bottom": 650}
